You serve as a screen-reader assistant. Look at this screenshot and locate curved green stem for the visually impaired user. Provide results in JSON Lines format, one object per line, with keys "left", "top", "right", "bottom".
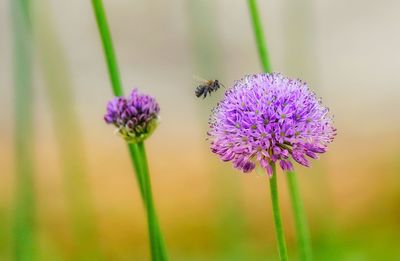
{"left": 269, "top": 165, "right": 289, "bottom": 261}
{"left": 247, "top": 0, "right": 272, "bottom": 73}
{"left": 91, "top": 0, "right": 123, "bottom": 97}
{"left": 287, "top": 171, "right": 312, "bottom": 261}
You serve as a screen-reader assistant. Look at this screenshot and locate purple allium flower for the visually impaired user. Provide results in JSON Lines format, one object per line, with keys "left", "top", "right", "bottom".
{"left": 208, "top": 73, "right": 336, "bottom": 176}
{"left": 104, "top": 89, "right": 160, "bottom": 143}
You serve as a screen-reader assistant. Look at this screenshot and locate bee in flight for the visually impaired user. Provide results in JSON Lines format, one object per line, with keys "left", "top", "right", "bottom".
{"left": 194, "top": 78, "right": 224, "bottom": 99}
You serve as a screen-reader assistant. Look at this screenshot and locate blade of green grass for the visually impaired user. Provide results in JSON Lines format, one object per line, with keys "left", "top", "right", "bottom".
{"left": 33, "top": 1, "right": 103, "bottom": 259}
{"left": 186, "top": 0, "right": 248, "bottom": 256}
{"left": 11, "top": 0, "right": 36, "bottom": 260}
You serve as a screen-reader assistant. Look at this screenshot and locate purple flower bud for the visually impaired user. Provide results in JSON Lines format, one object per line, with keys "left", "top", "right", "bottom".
{"left": 208, "top": 73, "right": 336, "bottom": 175}
{"left": 104, "top": 89, "right": 160, "bottom": 143}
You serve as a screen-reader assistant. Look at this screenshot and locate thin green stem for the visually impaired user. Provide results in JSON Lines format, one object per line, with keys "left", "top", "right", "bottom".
{"left": 136, "top": 142, "right": 168, "bottom": 261}
{"left": 247, "top": 1, "right": 314, "bottom": 259}
{"left": 247, "top": 0, "right": 272, "bottom": 73}
{"left": 269, "top": 165, "right": 289, "bottom": 261}
{"left": 91, "top": 0, "right": 123, "bottom": 97}
{"left": 127, "top": 142, "right": 168, "bottom": 261}
{"left": 91, "top": 1, "right": 167, "bottom": 259}
{"left": 247, "top": 2, "right": 288, "bottom": 259}
{"left": 128, "top": 144, "right": 146, "bottom": 198}
{"left": 91, "top": 0, "right": 147, "bottom": 199}
{"left": 286, "top": 171, "right": 312, "bottom": 261}
{"left": 11, "top": 0, "right": 36, "bottom": 260}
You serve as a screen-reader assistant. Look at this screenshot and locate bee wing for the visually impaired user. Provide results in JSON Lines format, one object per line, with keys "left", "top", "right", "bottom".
{"left": 192, "top": 74, "right": 210, "bottom": 84}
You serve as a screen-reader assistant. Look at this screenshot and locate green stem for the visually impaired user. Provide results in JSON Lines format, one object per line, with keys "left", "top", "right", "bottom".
{"left": 11, "top": 0, "right": 36, "bottom": 260}
{"left": 128, "top": 143, "right": 168, "bottom": 261}
{"left": 136, "top": 142, "right": 168, "bottom": 261}
{"left": 247, "top": 1, "right": 314, "bottom": 259}
{"left": 128, "top": 144, "right": 146, "bottom": 198}
{"left": 269, "top": 165, "right": 289, "bottom": 261}
{"left": 247, "top": 1, "right": 288, "bottom": 259}
{"left": 91, "top": 1, "right": 167, "bottom": 259}
{"left": 286, "top": 171, "right": 312, "bottom": 261}
{"left": 247, "top": 0, "right": 272, "bottom": 73}
{"left": 91, "top": 0, "right": 123, "bottom": 97}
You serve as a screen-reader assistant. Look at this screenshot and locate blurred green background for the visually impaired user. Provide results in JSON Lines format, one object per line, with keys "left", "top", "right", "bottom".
{"left": 1, "top": 0, "right": 400, "bottom": 260}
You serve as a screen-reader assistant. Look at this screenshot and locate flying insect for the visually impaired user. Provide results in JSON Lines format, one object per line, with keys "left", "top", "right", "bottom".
{"left": 194, "top": 79, "right": 223, "bottom": 99}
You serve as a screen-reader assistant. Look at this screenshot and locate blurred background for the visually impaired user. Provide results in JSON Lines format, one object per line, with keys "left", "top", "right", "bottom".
{"left": 1, "top": 0, "right": 400, "bottom": 260}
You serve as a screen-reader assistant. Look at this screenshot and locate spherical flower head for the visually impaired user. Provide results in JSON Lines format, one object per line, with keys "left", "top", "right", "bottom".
{"left": 104, "top": 88, "right": 160, "bottom": 143}
{"left": 208, "top": 73, "right": 336, "bottom": 176}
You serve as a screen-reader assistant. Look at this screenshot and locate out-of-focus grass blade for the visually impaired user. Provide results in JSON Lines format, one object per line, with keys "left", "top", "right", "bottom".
{"left": 282, "top": 0, "right": 318, "bottom": 82}
{"left": 186, "top": 0, "right": 221, "bottom": 79}
{"left": 11, "top": 0, "right": 36, "bottom": 260}
{"left": 186, "top": 0, "right": 248, "bottom": 257}
{"left": 33, "top": 1, "right": 103, "bottom": 259}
